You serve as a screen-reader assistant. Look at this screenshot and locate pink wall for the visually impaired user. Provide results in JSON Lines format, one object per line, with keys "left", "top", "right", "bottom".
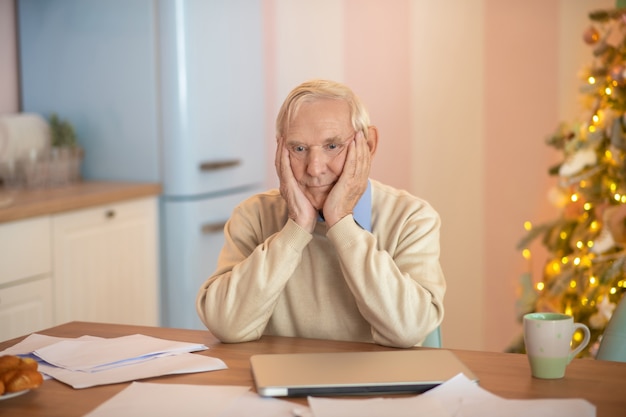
{"left": 344, "top": 0, "right": 412, "bottom": 192}
{"left": 484, "top": 0, "right": 560, "bottom": 351}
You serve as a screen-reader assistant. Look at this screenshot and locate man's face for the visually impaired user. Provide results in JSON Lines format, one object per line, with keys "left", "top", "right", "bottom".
{"left": 284, "top": 99, "right": 353, "bottom": 210}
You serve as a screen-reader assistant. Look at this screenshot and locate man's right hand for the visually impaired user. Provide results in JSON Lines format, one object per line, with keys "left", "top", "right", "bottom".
{"left": 275, "top": 137, "right": 317, "bottom": 232}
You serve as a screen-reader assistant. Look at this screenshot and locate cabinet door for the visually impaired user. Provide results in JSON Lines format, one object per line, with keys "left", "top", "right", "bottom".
{"left": 0, "top": 216, "right": 53, "bottom": 341}
{"left": 52, "top": 198, "right": 159, "bottom": 326}
{"left": 0, "top": 277, "right": 54, "bottom": 341}
{"left": 0, "top": 216, "right": 51, "bottom": 286}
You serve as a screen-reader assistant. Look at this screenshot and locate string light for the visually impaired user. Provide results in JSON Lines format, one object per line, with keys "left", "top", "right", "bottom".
{"left": 565, "top": 303, "right": 573, "bottom": 316}
{"left": 573, "top": 331, "right": 583, "bottom": 343}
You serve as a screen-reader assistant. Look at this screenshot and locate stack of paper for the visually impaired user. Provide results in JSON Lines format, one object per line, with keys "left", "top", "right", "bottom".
{"left": 0, "top": 333, "right": 227, "bottom": 389}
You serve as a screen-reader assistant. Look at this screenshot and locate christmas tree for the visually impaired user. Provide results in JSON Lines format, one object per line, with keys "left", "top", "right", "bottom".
{"left": 512, "top": 4, "right": 626, "bottom": 358}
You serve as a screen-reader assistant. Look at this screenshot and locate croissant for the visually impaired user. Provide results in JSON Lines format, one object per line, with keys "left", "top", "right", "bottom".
{"left": 0, "top": 355, "right": 43, "bottom": 395}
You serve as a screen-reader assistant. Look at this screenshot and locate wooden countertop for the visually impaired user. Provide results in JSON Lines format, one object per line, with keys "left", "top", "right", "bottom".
{"left": 0, "top": 181, "right": 162, "bottom": 224}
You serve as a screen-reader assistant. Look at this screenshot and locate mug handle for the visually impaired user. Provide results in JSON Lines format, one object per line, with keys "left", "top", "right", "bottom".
{"left": 569, "top": 323, "right": 591, "bottom": 362}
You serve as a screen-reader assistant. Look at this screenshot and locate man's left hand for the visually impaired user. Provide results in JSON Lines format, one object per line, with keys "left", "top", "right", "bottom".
{"left": 322, "top": 130, "right": 371, "bottom": 227}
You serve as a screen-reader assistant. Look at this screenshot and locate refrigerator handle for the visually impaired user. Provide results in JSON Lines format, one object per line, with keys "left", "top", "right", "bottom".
{"left": 201, "top": 221, "right": 227, "bottom": 235}
{"left": 199, "top": 159, "right": 241, "bottom": 172}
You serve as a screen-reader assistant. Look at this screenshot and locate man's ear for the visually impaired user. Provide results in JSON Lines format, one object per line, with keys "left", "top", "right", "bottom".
{"left": 366, "top": 126, "right": 379, "bottom": 157}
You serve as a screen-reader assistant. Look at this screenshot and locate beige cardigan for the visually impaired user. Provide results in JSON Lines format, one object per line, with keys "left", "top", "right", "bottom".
{"left": 196, "top": 179, "right": 446, "bottom": 348}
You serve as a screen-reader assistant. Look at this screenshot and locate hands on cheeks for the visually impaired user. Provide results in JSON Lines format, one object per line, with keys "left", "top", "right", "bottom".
{"left": 275, "top": 131, "right": 372, "bottom": 232}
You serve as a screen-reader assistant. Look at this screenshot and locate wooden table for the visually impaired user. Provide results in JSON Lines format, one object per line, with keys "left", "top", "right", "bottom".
{"left": 1, "top": 321, "right": 625, "bottom": 417}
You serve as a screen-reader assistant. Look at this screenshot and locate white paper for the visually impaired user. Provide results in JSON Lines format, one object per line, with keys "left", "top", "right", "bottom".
{"left": 308, "top": 395, "right": 449, "bottom": 417}
{"left": 307, "top": 373, "right": 596, "bottom": 417}
{"left": 218, "top": 391, "right": 310, "bottom": 417}
{"left": 32, "top": 334, "right": 208, "bottom": 372}
{"left": 84, "top": 382, "right": 251, "bottom": 417}
{"left": 0, "top": 333, "right": 104, "bottom": 356}
{"left": 422, "top": 373, "right": 596, "bottom": 417}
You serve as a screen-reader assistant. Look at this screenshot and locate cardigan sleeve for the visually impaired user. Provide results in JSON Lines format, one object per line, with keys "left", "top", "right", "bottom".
{"left": 196, "top": 205, "right": 312, "bottom": 343}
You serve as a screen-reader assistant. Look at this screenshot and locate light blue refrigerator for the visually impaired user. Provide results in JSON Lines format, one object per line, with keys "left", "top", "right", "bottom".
{"left": 18, "top": 0, "right": 267, "bottom": 329}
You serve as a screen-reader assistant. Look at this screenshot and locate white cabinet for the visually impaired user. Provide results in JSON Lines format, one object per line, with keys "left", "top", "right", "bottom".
{"left": 52, "top": 197, "right": 159, "bottom": 326}
{"left": 0, "top": 196, "right": 159, "bottom": 342}
{"left": 0, "top": 217, "right": 54, "bottom": 341}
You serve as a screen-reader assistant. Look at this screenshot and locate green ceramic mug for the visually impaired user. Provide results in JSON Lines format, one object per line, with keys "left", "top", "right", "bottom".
{"left": 523, "top": 313, "right": 591, "bottom": 379}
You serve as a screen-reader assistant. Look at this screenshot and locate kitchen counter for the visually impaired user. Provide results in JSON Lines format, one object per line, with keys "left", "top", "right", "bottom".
{"left": 0, "top": 181, "right": 162, "bottom": 224}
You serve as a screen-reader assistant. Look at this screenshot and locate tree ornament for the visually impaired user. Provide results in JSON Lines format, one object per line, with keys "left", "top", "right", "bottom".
{"left": 583, "top": 26, "right": 600, "bottom": 44}
{"left": 611, "top": 118, "right": 626, "bottom": 150}
{"left": 589, "top": 296, "right": 617, "bottom": 328}
{"left": 605, "top": 203, "right": 626, "bottom": 244}
{"left": 591, "top": 224, "right": 616, "bottom": 254}
{"left": 558, "top": 147, "right": 597, "bottom": 177}
{"left": 610, "top": 64, "right": 626, "bottom": 85}
{"left": 547, "top": 186, "right": 569, "bottom": 208}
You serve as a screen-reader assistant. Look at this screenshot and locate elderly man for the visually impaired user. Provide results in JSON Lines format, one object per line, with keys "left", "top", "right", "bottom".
{"left": 196, "top": 79, "right": 445, "bottom": 348}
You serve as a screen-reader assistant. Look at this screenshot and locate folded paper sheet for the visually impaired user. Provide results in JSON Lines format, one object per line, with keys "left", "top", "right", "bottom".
{"left": 38, "top": 352, "right": 227, "bottom": 389}
{"left": 0, "top": 333, "right": 227, "bottom": 389}
{"left": 32, "top": 333, "right": 208, "bottom": 371}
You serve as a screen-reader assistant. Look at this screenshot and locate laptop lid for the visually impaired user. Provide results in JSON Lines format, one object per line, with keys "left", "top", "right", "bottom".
{"left": 250, "top": 349, "right": 478, "bottom": 397}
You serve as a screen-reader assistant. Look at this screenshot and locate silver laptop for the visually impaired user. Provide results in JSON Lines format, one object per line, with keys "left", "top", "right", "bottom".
{"left": 250, "top": 349, "right": 478, "bottom": 397}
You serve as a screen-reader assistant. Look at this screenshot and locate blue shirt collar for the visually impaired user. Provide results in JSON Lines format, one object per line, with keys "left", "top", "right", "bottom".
{"left": 353, "top": 179, "right": 372, "bottom": 232}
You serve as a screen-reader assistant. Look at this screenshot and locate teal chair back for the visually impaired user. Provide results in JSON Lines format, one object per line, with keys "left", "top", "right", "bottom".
{"left": 421, "top": 326, "right": 442, "bottom": 348}
{"left": 596, "top": 295, "right": 626, "bottom": 362}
